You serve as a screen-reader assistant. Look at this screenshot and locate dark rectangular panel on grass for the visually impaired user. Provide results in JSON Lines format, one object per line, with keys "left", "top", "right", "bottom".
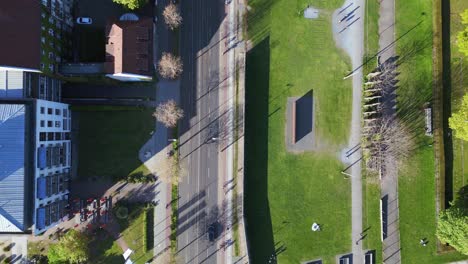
{"left": 295, "top": 90, "right": 313, "bottom": 142}
{"left": 365, "top": 250, "right": 376, "bottom": 264}
{"left": 381, "top": 195, "right": 388, "bottom": 240}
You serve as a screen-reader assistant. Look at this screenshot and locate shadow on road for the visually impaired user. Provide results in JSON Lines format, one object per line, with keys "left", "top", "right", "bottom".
{"left": 178, "top": 0, "right": 227, "bottom": 135}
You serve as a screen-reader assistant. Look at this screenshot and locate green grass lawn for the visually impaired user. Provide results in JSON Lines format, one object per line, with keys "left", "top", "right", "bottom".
{"left": 363, "top": 0, "right": 380, "bottom": 74}
{"left": 362, "top": 177, "right": 382, "bottom": 263}
{"left": 362, "top": 0, "right": 383, "bottom": 259}
{"left": 75, "top": 107, "right": 153, "bottom": 180}
{"left": 450, "top": 0, "right": 468, "bottom": 200}
{"left": 91, "top": 230, "right": 123, "bottom": 264}
{"left": 399, "top": 147, "right": 466, "bottom": 263}
{"left": 395, "top": 0, "right": 467, "bottom": 262}
{"left": 91, "top": 204, "right": 153, "bottom": 264}
{"left": 245, "top": 0, "right": 353, "bottom": 263}
{"left": 115, "top": 203, "right": 154, "bottom": 264}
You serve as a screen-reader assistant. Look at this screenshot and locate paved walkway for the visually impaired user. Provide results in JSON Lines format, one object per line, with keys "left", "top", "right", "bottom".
{"left": 138, "top": 79, "right": 180, "bottom": 259}
{"left": 332, "top": 0, "right": 365, "bottom": 263}
{"left": 378, "top": 0, "right": 401, "bottom": 263}
{"left": 10, "top": 236, "right": 27, "bottom": 263}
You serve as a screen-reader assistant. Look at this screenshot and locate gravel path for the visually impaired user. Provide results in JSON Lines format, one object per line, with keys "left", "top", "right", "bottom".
{"left": 332, "top": 0, "right": 365, "bottom": 262}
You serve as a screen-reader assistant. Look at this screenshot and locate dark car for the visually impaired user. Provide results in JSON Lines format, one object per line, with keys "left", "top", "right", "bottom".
{"left": 207, "top": 225, "right": 216, "bottom": 242}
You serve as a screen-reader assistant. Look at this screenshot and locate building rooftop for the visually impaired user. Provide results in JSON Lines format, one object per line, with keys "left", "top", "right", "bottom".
{"left": 105, "top": 17, "right": 153, "bottom": 77}
{"left": 0, "top": 0, "right": 41, "bottom": 71}
{"left": 0, "top": 71, "right": 24, "bottom": 98}
{"left": 0, "top": 104, "right": 26, "bottom": 232}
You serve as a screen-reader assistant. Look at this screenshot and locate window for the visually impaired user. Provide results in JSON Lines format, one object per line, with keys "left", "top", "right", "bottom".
{"left": 55, "top": 121, "right": 61, "bottom": 128}
{"left": 47, "top": 108, "right": 52, "bottom": 115}
{"left": 47, "top": 121, "right": 52, "bottom": 127}
{"left": 55, "top": 109, "right": 61, "bottom": 115}
{"left": 55, "top": 133, "right": 61, "bottom": 140}
{"left": 63, "top": 109, "right": 68, "bottom": 117}
{"left": 47, "top": 132, "right": 54, "bottom": 141}
{"left": 40, "top": 107, "right": 45, "bottom": 114}
{"left": 40, "top": 120, "right": 45, "bottom": 127}
{"left": 40, "top": 132, "right": 46, "bottom": 141}
{"left": 63, "top": 119, "right": 68, "bottom": 130}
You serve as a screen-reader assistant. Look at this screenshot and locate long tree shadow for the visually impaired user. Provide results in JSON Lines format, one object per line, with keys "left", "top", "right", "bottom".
{"left": 244, "top": 37, "right": 275, "bottom": 263}
{"left": 441, "top": 0, "right": 453, "bottom": 208}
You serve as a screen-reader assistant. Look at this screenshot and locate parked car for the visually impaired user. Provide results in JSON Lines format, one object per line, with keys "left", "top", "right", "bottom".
{"left": 76, "top": 17, "right": 92, "bottom": 25}
{"left": 207, "top": 225, "right": 216, "bottom": 242}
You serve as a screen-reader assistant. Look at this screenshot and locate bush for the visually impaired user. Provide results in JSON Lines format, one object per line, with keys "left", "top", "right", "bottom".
{"left": 144, "top": 208, "right": 154, "bottom": 251}
{"left": 126, "top": 172, "right": 156, "bottom": 183}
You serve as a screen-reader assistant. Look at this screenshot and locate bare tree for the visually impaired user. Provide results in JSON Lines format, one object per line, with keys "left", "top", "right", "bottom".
{"left": 163, "top": 3, "right": 183, "bottom": 30}
{"left": 153, "top": 100, "right": 184, "bottom": 128}
{"left": 158, "top": 53, "right": 183, "bottom": 79}
{"left": 363, "top": 117, "right": 414, "bottom": 171}
{"left": 156, "top": 155, "right": 181, "bottom": 184}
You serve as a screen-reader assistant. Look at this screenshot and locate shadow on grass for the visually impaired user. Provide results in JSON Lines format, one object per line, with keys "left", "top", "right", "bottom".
{"left": 441, "top": 0, "right": 454, "bottom": 208}
{"left": 247, "top": 0, "right": 276, "bottom": 45}
{"left": 90, "top": 229, "right": 122, "bottom": 264}
{"left": 244, "top": 37, "right": 276, "bottom": 263}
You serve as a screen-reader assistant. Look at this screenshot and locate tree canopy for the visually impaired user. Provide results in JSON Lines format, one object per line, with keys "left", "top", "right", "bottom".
{"left": 112, "top": 0, "right": 147, "bottom": 10}
{"left": 437, "top": 206, "right": 468, "bottom": 255}
{"left": 153, "top": 99, "right": 184, "bottom": 128}
{"left": 457, "top": 9, "right": 468, "bottom": 56}
{"left": 163, "top": 3, "right": 183, "bottom": 30}
{"left": 48, "top": 230, "right": 90, "bottom": 264}
{"left": 450, "top": 94, "right": 468, "bottom": 141}
{"left": 158, "top": 53, "right": 183, "bottom": 79}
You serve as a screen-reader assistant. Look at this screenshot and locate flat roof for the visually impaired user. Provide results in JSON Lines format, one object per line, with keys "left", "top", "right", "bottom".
{"left": 0, "top": 104, "right": 26, "bottom": 232}
{"left": 0, "top": 0, "right": 41, "bottom": 70}
{"left": 0, "top": 71, "right": 24, "bottom": 99}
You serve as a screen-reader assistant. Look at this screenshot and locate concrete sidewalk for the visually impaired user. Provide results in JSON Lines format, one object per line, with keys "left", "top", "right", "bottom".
{"left": 378, "top": 0, "right": 401, "bottom": 262}
{"left": 332, "top": 0, "right": 365, "bottom": 262}
{"left": 139, "top": 80, "right": 180, "bottom": 259}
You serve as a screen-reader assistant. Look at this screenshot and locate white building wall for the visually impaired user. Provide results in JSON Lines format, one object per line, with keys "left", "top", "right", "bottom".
{"left": 33, "top": 99, "right": 72, "bottom": 234}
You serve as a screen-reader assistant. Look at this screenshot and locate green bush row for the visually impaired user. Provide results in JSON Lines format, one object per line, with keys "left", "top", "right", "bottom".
{"left": 144, "top": 207, "right": 155, "bottom": 251}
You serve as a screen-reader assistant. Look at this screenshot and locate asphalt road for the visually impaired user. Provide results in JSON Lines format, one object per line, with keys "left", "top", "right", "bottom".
{"left": 177, "top": 0, "right": 227, "bottom": 263}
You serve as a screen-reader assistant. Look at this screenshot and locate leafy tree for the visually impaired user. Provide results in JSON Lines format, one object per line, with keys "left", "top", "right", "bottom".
{"left": 457, "top": 9, "right": 468, "bottom": 56}
{"left": 461, "top": 9, "right": 468, "bottom": 24}
{"left": 449, "top": 94, "right": 468, "bottom": 141}
{"left": 112, "top": 0, "right": 147, "bottom": 10}
{"left": 436, "top": 206, "right": 468, "bottom": 255}
{"left": 48, "top": 230, "right": 90, "bottom": 264}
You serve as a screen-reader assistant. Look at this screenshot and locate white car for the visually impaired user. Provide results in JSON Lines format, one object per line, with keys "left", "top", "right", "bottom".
{"left": 76, "top": 17, "right": 92, "bottom": 25}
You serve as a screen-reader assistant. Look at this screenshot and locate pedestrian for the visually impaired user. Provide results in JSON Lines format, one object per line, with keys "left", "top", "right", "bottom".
{"left": 419, "top": 239, "right": 427, "bottom": 246}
